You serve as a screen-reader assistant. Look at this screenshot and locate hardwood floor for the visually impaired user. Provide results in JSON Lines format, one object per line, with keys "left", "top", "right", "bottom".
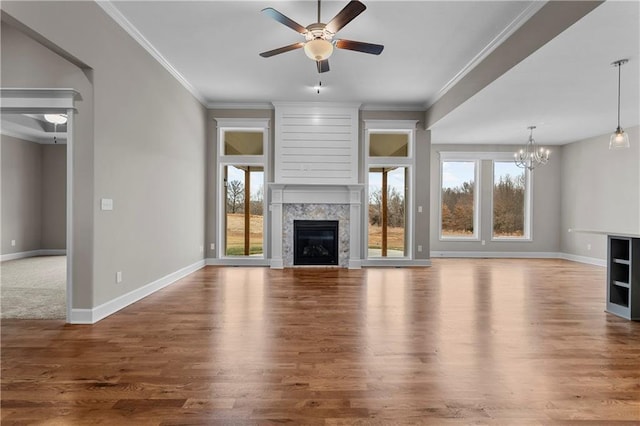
{"left": 2, "top": 259, "right": 639, "bottom": 424}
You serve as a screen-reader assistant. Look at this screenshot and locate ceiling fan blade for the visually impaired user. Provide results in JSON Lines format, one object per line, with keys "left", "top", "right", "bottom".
{"left": 261, "top": 7, "right": 308, "bottom": 34}
{"left": 260, "top": 42, "right": 305, "bottom": 58}
{"left": 317, "top": 59, "right": 330, "bottom": 73}
{"left": 335, "top": 39, "right": 384, "bottom": 55}
{"left": 325, "top": 0, "right": 366, "bottom": 34}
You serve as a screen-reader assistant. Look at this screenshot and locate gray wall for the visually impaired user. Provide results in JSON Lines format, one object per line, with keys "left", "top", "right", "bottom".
{"left": 2, "top": 2, "right": 207, "bottom": 309}
{"left": 41, "top": 144, "right": 67, "bottom": 249}
{"left": 1, "top": 135, "right": 43, "bottom": 253}
{"left": 430, "top": 143, "right": 562, "bottom": 254}
{"left": 1, "top": 135, "right": 66, "bottom": 254}
{"left": 361, "top": 111, "right": 430, "bottom": 260}
{"left": 561, "top": 126, "right": 640, "bottom": 261}
{"left": 1, "top": 17, "right": 95, "bottom": 307}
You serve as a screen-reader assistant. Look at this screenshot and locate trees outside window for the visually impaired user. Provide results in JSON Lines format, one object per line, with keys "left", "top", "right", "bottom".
{"left": 441, "top": 161, "right": 477, "bottom": 238}
{"left": 368, "top": 167, "right": 407, "bottom": 257}
{"left": 493, "top": 162, "right": 527, "bottom": 238}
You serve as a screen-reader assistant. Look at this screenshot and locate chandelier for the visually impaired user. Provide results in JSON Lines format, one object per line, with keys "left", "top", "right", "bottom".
{"left": 514, "top": 126, "right": 549, "bottom": 171}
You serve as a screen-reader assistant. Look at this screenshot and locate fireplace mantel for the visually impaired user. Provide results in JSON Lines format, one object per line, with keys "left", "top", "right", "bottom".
{"left": 269, "top": 183, "right": 363, "bottom": 269}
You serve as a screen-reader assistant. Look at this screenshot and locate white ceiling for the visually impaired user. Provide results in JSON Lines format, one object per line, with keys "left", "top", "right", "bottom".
{"left": 108, "top": 0, "right": 540, "bottom": 107}
{"left": 1, "top": 114, "right": 67, "bottom": 144}
{"left": 431, "top": 0, "right": 640, "bottom": 145}
{"left": 4, "top": 1, "right": 637, "bottom": 147}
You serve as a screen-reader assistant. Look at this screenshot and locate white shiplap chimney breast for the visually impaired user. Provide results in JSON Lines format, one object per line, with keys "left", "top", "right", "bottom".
{"left": 273, "top": 102, "right": 360, "bottom": 184}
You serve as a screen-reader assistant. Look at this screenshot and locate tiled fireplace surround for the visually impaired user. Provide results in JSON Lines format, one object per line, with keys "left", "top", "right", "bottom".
{"left": 269, "top": 184, "right": 363, "bottom": 269}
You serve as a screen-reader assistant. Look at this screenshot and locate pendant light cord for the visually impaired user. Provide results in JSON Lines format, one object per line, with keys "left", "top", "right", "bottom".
{"left": 317, "top": 0, "right": 321, "bottom": 22}
{"left": 617, "top": 62, "right": 621, "bottom": 129}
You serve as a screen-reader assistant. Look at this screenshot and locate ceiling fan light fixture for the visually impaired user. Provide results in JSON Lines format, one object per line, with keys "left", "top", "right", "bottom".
{"left": 44, "top": 114, "right": 68, "bottom": 125}
{"left": 304, "top": 38, "right": 334, "bottom": 61}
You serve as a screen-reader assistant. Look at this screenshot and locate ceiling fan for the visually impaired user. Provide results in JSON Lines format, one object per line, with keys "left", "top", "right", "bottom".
{"left": 259, "top": 0, "right": 384, "bottom": 73}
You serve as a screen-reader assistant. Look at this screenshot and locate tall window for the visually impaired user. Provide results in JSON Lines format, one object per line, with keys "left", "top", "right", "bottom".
{"left": 224, "top": 165, "right": 264, "bottom": 256}
{"left": 368, "top": 167, "right": 407, "bottom": 257}
{"left": 493, "top": 161, "right": 529, "bottom": 239}
{"left": 440, "top": 161, "right": 478, "bottom": 239}
{"left": 364, "top": 120, "right": 416, "bottom": 260}
{"left": 216, "top": 119, "right": 269, "bottom": 259}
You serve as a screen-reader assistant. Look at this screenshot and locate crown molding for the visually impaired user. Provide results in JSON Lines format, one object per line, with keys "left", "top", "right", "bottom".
{"left": 95, "top": 1, "right": 207, "bottom": 106}
{"left": 360, "top": 104, "right": 426, "bottom": 112}
{"left": 424, "top": 1, "right": 546, "bottom": 109}
{"left": 208, "top": 102, "right": 274, "bottom": 110}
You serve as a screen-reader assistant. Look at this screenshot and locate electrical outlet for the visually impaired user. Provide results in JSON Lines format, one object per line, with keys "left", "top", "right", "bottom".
{"left": 417, "top": 245, "right": 422, "bottom": 252}
{"left": 11, "top": 239, "right": 16, "bottom": 246}
{"left": 116, "top": 271, "right": 122, "bottom": 283}
{"left": 482, "top": 240, "right": 486, "bottom": 245}
{"left": 210, "top": 243, "right": 215, "bottom": 251}
{"left": 199, "top": 245, "right": 204, "bottom": 253}
{"left": 418, "top": 206, "right": 423, "bottom": 213}
{"left": 587, "top": 243, "right": 591, "bottom": 251}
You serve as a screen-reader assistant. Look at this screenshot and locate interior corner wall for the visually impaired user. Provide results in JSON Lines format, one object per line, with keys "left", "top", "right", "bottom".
{"left": 360, "top": 110, "right": 430, "bottom": 260}
{"left": 2, "top": 1, "right": 207, "bottom": 310}
{"left": 429, "top": 143, "right": 562, "bottom": 254}
{"left": 1, "top": 134, "right": 43, "bottom": 254}
{"left": 41, "top": 144, "right": 67, "bottom": 249}
{"left": 560, "top": 126, "right": 640, "bottom": 261}
{"left": 206, "top": 109, "right": 275, "bottom": 260}
{"left": 1, "top": 14, "right": 95, "bottom": 309}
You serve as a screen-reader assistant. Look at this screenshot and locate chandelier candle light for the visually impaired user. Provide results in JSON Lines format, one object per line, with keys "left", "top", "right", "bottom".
{"left": 514, "top": 126, "right": 549, "bottom": 171}
{"left": 609, "top": 59, "right": 630, "bottom": 149}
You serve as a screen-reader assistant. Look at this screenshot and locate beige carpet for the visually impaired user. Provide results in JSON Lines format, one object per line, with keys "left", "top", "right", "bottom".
{"left": 1, "top": 256, "right": 66, "bottom": 319}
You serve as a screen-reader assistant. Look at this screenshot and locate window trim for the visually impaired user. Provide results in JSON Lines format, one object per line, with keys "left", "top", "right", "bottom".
{"left": 363, "top": 120, "right": 417, "bottom": 260}
{"left": 438, "top": 155, "right": 481, "bottom": 241}
{"left": 490, "top": 156, "right": 533, "bottom": 242}
{"left": 215, "top": 118, "right": 269, "bottom": 259}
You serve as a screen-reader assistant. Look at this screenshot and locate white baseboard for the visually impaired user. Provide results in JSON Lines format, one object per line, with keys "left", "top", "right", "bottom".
{"left": 430, "top": 251, "right": 560, "bottom": 259}
{"left": 270, "top": 258, "right": 284, "bottom": 269}
{"left": 558, "top": 252, "right": 606, "bottom": 267}
{"left": 207, "top": 257, "right": 271, "bottom": 267}
{"left": 362, "top": 259, "right": 432, "bottom": 267}
{"left": 70, "top": 259, "right": 205, "bottom": 324}
{"left": 1, "top": 249, "right": 66, "bottom": 262}
{"left": 429, "top": 251, "right": 606, "bottom": 267}
{"left": 348, "top": 259, "right": 362, "bottom": 269}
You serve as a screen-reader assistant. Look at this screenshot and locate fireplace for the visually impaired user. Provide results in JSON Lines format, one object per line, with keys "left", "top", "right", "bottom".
{"left": 294, "top": 220, "right": 339, "bottom": 266}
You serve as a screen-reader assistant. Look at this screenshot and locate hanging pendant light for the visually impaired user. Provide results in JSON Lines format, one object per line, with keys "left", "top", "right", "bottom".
{"left": 609, "top": 59, "right": 630, "bottom": 149}
{"left": 514, "top": 126, "right": 549, "bottom": 171}
{"left": 44, "top": 113, "right": 67, "bottom": 144}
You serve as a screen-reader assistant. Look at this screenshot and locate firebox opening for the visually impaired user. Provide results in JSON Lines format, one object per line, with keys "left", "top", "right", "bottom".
{"left": 293, "top": 220, "right": 339, "bottom": 266}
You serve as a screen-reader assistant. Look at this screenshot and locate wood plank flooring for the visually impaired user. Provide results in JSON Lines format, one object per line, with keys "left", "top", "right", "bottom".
{"left": 2, "top": 259, "right": 639, "bottom": 424}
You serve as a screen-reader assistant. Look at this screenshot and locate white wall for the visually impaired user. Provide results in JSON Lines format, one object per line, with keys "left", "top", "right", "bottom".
{"left": 561, "top": 126, "right": 640, "bottom": 261}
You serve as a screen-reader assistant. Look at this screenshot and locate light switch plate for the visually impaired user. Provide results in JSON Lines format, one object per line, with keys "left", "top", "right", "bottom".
{"left": 101, "top": 198, "right": 114, "bottom": 211}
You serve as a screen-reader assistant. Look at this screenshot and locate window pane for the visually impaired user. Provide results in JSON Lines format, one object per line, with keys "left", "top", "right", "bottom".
{"left": 441, "top": 161, "right": 475, "bottom": 238}
{"left": 224, "top": 131, "right": 263, "bottom": 156}
{"left": 369, "top": 133, "right": 408, "bottom": 157}
{"left": 493, "top": 162, "right": 525, "bottom": 238}
{"left": 225, "top": 165, "right": 264, "bottom": 256}
{"left": 368, "top": 167, "right": 407, "bottom": 257}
